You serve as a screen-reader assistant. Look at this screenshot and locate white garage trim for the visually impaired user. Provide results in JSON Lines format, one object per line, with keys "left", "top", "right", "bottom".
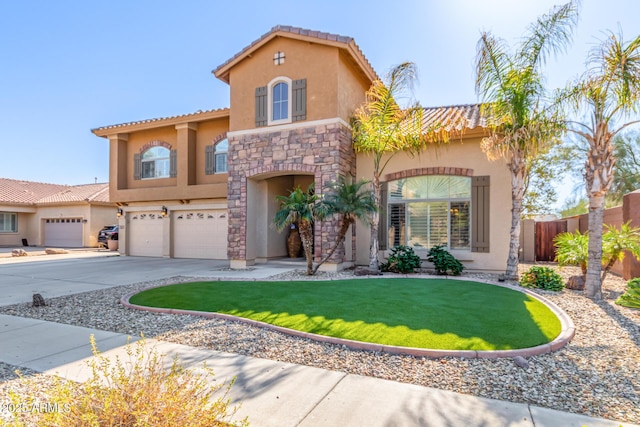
{"left": 128, "top": 212, "right": 164, "bottom": 257}
{"left": 173, "top": 209, "right": 227, "bottom": 259}
{"left": 44, "top": 218, "right": 83, "bottom": 247}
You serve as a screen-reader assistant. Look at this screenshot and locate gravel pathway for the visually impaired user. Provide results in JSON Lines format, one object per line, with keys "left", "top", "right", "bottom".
{"left": 1, "top": 264, "right": 638, "bottom": 424}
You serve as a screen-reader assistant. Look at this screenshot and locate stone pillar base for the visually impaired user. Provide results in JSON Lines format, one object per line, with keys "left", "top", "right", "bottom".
{"left": 230, "top": 259, "right": 255, "bottom": 269}
{"left": 316, "top": 261, "right": 354, "bottom": 273}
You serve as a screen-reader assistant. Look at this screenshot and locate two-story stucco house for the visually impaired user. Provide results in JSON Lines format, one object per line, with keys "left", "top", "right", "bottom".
{"left": 92, "top": 25, "right": 511, "bottom": 272}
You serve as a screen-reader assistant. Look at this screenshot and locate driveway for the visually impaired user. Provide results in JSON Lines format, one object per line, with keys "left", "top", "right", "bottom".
{"left": 0, "top": 254, "right": 231, "bottom": 306}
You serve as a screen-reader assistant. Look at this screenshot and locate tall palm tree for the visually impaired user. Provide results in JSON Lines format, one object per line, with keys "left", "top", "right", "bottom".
{"left": 273, "top": 185, "right": 321, "bottom": 275}
{"left": 312, "top": 177, "right": 376, "bottom": 274}
{"left": 475, "top": 1, "right": 578, "bottom": 280}
{"left": 353, "top": 62, "right": 443, "bottom": 271}
{"left": 561, "top": 31, "right": 640, "bottom": 299}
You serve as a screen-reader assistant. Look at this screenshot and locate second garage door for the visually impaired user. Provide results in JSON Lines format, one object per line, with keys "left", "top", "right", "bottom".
{"left": 173, "top": 210, "right": 227, "bottom": 259}
{"left": 128, "top": 212, "right": 164, "bottom": 257}
{"left": 44, "top": 218, "right": 83, "bottom": 247}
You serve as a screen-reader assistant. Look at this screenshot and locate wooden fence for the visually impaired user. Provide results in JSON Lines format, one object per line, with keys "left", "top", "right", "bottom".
{"left": 520, "top": 189, "right": 640, "bottom": 280}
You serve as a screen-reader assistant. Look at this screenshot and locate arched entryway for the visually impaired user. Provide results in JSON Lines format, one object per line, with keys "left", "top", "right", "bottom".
{"left": 246, "top": 172, "right": 314, "bottom": 263}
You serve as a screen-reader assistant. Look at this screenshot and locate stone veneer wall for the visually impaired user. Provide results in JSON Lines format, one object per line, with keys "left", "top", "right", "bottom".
{"left": 227, "top": 121, "right": 356, "bottom": 264}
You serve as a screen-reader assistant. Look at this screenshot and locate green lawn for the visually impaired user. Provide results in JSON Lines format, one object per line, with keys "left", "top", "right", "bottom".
{"left": 129, "top": 278, "right": 561, "bottom": 351}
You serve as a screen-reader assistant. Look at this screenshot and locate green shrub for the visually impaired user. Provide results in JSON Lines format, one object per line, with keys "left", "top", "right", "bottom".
{"left": 520, "top": 266, "right": 564, "bottom": 291}
{"left": 426, "top": 245, "right": 464, "bottom": 276}
{"left": 6, "top": 335, "right": 248, "bottom": 427}
{"left": 381, "top": 245, "right": 421, "bottom": 273}
{"left": 616, "top": 277, "right": 640, "bottom": 309}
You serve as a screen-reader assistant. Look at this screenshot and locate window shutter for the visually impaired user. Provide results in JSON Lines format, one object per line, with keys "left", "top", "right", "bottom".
{"left": 255, "top": 86, "right": 267, "bottom": 127}
{"left": 205, "top": 145, "right": 215, "bottom": 175}
{"left": 134, "top": 153, "right": 141, "bottom": 180}
{"left": 472, "top": 176, "right": 490, "bottom": 252}
{"left": 378, "top": 182, "right": 388, "bottom": 251}
{"left": 170, "top": 149, "right": 177, "bottom": 178}
{"left": 292, "top": 78, "right": 307, "bottom": 122}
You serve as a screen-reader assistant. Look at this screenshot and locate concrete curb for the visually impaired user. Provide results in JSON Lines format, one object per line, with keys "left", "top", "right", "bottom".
{"left": 120, "top": 276, "right": 575, "bottom": 359}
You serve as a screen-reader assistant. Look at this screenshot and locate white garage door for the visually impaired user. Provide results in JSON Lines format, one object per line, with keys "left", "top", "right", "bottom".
{"left": 128, "top": 212, "right": 164, "bottom": 257}
{"left": 173, "top": 210, "right": 227, "bottom": 259}
{"left": 44, "top": 218, "right": 83, "bottom": 247}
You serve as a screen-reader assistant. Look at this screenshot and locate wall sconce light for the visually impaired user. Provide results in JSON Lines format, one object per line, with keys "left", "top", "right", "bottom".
{"left": 161, "top": 206, "right": 168, "bottom": 217}
{"left": 116, "top": 208, "right": 123, "bottom": 218}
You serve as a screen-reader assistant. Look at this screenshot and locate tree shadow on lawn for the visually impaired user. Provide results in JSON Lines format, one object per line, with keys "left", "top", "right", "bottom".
{"left": 133, "top": 279, "right": 556, "bottom": 350}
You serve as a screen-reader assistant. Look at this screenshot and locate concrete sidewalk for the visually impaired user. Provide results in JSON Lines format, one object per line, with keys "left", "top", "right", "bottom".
{"left": 1, "top": 314, "right": 635, "bottom": 427}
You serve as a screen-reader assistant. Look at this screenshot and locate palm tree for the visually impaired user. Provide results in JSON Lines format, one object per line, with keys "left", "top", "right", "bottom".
{"left": 475, "top": 1, "right": 578, "bottom": 280}
{"left": 352, "top": 62, "right": 443, "bottom": 271}
{"left": 312, "top": 177, "right": 376, "bottom": 274}
{"left": 273, "top": 185, "right": 321, "bottom": 275}
{"left": 561, "top": 31, "right": 640, "bottom": 299}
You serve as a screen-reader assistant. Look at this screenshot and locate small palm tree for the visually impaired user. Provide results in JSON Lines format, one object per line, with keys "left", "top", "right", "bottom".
{"left": 554, "top": 230, "right": 589, "bottom": 276}
{"left": 312, "top": 177, "right": 376, "bottom": 274}
{"left": 274, "top": 185, "right": 321, "bottom": 275}
{"left": 601, "top": 222, "right": 640, "bottom": 283}
{"left": 554, "top": 222, "right": 640, "bottom": 283}
{"left": 352, "top": 62, "right": 441, "bottom": 271}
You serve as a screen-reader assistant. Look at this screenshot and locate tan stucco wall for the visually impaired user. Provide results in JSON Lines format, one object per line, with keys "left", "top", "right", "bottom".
{"left": 228, "top": 37, "right": 344, "bottom": 131}
{"left": 355, "top": 136, "right": 512, "bottom": 272}
{"left": 194, "top": 118, "right": 229, "bottom": 185}
{"left": 109, "top": 117, "right": 230, "bottom": 204}
{"left": 0, "top": 210, "right": 30, "bottom": 247}
{"left": 0, "top": 204, "right": 117, "bottom": 248}
{"left": 337, "top": 51, "right": 370, "bottom": 122}
{"left": 124, "top": 126, "right": 177, "bottom": 190}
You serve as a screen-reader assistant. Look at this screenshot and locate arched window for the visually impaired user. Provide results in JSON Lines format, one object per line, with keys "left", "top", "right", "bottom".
{"left": 214, "top": 138, "right": 228, "bottom": 173}
{"left": 272, "top": 82, "right": 289, "bottom": 121}
{"left": 141, "top": 146, "right": 170, "bottom": 179}
{"left": 205, "top": 137, "right": 228, "bottom": 175}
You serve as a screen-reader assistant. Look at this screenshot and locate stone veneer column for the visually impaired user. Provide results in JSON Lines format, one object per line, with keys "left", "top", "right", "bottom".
{"left": 227, "top": 121, "right": 355, "bottom": 269}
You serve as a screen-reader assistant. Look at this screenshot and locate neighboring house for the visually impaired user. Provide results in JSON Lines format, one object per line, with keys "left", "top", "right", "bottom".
{"left": 92, "top": 25, "right": 511, "bottom": 272}
{"left": 0, "top": 178, "right": 116, "bottom": 248}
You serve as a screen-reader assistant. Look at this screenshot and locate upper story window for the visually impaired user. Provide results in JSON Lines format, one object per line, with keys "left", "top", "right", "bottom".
{"left": 272, "top": 82, "right": 289, "bottom": 122}
{"left": 255, "top": 77, "right": 306, "bottom": 127}
{"left": 214, "top": 138, "right": 228, "bottom": 173}
{"left": 205, "top": 136, "right": 228, "bottom": 175}
{"left": 0, "top": 212, "right": 17, "bottom": 233}
{"left": 141, "top": 146, "right": 170, "bottom": 179}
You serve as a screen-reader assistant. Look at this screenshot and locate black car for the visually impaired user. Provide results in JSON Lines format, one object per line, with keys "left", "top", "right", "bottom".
{"left": 98, "top": 225, "right": 119, "bottom": 247}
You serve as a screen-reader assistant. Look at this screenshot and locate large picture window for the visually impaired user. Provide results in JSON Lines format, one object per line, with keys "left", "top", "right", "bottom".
{"left": 387, "top": 176, "right": 471, "bottom": 251}
{"left": 141, "top": 146, "right": 170, "bottom": 179}
{"left": 0, "top": 212, "right": 17, "bottom": 233}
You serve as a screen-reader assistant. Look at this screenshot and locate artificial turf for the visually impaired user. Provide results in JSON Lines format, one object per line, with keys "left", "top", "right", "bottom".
{"left": 129, "top": 278, "right": 562, "bottom": 350}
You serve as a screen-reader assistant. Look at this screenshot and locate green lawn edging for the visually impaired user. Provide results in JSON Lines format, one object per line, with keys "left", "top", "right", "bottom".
{"left": 124, "top": 277, "right": 575, "bottom": 358}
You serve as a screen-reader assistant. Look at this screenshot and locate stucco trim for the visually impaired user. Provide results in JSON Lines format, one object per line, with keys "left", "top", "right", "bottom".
{"left": 384, "top": 167, "right": 474, "bottom": 182}
{"left": 227, "top": 117, "right": 350, "bottom": 138}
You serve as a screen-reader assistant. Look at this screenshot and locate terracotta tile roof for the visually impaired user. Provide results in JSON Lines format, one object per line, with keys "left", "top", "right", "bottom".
{"left": 38, "top": 183, "right": 111, "bottom": 204}
{"left": 422, "top": 104, "right": 486, "bottom": 133}
{"left": 213, "top": 25, "right": 379, "bottom": 83}
{"left": 92, "top": 107, "right": 229, "bottom": 135}
{"left": 0, "top": 178, "right": 110, "bottom": 206}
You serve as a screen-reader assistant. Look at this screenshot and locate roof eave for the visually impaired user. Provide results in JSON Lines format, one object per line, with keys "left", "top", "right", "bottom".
{"left": 92, "top": 108, "right": 230, "bottom": 137}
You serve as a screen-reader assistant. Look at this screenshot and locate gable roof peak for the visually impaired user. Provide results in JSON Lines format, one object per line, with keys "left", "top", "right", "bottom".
{"left": 213, "top": 25, "right": 378, "bottom": 84}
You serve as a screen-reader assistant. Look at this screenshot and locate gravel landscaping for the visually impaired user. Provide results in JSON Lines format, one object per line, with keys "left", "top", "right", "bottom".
{"left": 1, "top": 263, "right": 638, "bottom": 424}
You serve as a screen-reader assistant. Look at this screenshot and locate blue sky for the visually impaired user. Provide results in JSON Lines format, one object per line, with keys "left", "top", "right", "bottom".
{"left": 1, "top": 0, "right": 639, "bottom": 207}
